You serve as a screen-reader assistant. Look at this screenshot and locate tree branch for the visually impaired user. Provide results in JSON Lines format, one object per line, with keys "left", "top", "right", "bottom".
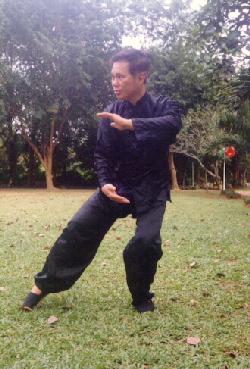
{"left": 172, "top": 148, "right": 221, "bottom": 180}
{"left": 21, "top": 128, "right": 45, "bottom": 168}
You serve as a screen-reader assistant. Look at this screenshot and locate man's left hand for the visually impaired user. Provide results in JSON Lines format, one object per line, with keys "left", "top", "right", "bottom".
{"left": 97, "top": 112, "right": 134, "bottom": 131}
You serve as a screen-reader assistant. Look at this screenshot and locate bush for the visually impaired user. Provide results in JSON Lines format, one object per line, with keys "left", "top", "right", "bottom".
{"left": 243, "top": 196, "right": 250, "bottom": 206}
{"left": 220, "top": 189, "right": 242, "bottom": 199}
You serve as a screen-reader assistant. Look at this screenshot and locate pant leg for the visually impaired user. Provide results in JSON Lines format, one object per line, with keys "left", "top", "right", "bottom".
{"left": 123, "top": 200, "right": 166, "bottom": 305}
{"left": 35, "top": 190, "right": 130, "bottom": 293}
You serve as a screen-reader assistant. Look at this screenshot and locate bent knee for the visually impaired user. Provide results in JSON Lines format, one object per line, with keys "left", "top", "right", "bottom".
{"left": 123, "top": 236, "right": 162, "bottom": 262}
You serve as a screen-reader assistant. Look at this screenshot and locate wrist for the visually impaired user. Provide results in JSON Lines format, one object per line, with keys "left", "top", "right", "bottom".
{"left": 126, "top": 119, "right": 134, "bottom": 130}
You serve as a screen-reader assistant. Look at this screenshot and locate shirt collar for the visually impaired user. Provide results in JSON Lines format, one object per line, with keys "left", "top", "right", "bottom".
{"left": 124, "top": 92, "right": 149, "bottom": 109}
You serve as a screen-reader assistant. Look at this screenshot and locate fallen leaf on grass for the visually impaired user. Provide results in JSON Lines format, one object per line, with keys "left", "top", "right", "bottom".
{"left": 226, "top": 258, "right": 238, "bottom": 265}
{"left": 0, "top": 287, "right": 7, "bottom": 292}
{"left": 190, "top": 299, "right": 198, "bottom": 306}
{"left": 47, "top": 316, "right": 59, "bottom": 325}
{"left": 170, "top": 296, "right": 178, "bottom": 302}
{"left": 43, "top": 245, "right": 51, "bottom": 250}
{"left": 202, "top": 291, "right": 210, "bottom": 297}
{"left": 216, "top": 272, "right": 226, "bottom": 278}
{"left": 226, "top": 351, "right": 237, "bottom": 358}
{"left": 221, "top": 366, "right": 229, "bottom": 369}
{"left": 186, "top": 336, "right": 201, "bottom": 346}
{"left": 189, "top": 261, "right": 198, "bottom": 268}
{"left": 163, "top": 240, "right": 171, "bottom": 247}
{"left": 61, "top": 305, "right": 74, "bottom": 311}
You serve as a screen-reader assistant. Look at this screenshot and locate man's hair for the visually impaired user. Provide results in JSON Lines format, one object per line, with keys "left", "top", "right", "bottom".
{"left": 111, "top": 48, "right": 151, "bottom": 78}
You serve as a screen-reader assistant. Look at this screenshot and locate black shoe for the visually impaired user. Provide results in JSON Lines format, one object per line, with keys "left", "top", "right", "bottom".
{"left": 133, "top": 299, "right": 155, "bottom": 313}
{"left": 21, "top": 292, "right": 47, "bottom": 312}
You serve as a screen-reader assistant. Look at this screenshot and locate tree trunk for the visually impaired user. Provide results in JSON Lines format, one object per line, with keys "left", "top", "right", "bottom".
{"left": 169, "top": 150, "right": 180, "bottom": 190}
{"left": 233, "top": 160, "right": 240, "bottom": 187}
{"left": 28, "top": 145, "right": 36, "bottom": 186}
{"left": 182, "top": 163, "right": 187, "bottom": 188}
{"left": 6, "top": 116, "right": 18, "bottom": 187}
{"left": 7, "top": 135, "right": 18, "bottom": 187}
{"left": 45, "top": 168, "right": 55, "bottom": 190}
{"left": 21, "top": 117, "right": 57, "bottom": 190}
{"left": 214, "top": 160, "right": 220, "bottom": 189}
{"left": 197, "top": 166, "right": 200, "bottom": 188}
{"left": 44, "top": 144, "right": 56, "bottom": 190}
{"left": 205, "top": 170, "right": 208, "bottom": 189}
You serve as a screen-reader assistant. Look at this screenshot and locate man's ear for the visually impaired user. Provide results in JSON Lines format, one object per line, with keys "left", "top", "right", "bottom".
{"left": 138, "top": 72, "right": 147, "bottom": 84}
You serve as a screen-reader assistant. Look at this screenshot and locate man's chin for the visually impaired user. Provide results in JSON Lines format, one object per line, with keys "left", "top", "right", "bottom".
{"left": 115, "top": 95, "right": 123, "bottom": 100}
{"left": 114, "top": 92, "right": 125, "bottom": 100}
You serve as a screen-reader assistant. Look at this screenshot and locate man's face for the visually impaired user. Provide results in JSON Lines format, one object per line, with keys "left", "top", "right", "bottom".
{"left": 111, "top": 61, "right": 145, "bottom": 102}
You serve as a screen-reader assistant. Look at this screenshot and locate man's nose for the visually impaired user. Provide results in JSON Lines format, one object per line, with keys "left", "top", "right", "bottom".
{"left": 112, "top": 77, "right": 119, "bottom": 87}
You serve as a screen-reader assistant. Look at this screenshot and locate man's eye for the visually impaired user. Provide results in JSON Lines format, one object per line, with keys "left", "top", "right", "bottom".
{"left": 112, "top": 75, "right": 124, "bottom": 80}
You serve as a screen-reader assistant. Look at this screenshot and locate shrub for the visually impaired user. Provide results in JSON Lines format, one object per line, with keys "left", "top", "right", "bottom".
{"left": 243, "top": 196, "right": 250, "bottom": 206}
{"left": 220, "top": 190, "right": 242, "bottom": 199}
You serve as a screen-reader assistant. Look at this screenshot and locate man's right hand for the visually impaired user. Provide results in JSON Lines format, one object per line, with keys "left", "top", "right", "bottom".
{"left": 101, "top": 184, "right": 130, "bottom": 204}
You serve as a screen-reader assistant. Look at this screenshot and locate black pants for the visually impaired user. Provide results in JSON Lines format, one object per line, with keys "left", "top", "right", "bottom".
{"left": 35, "top": 190, "right": 166, "bottom": 305}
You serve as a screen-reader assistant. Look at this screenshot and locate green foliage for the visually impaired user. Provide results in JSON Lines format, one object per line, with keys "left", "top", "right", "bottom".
{"left": 124, "top": 0, "right": 191, "bottom": 47}
{"left": 231, "top": 67, "right": 250, "bottom": 103}
{"left": 175, "top": 105, "right": 226, "bottom": 182}
{"left": 0, "top": 0, "right": 249, "bottom": 187}
{"left": 218, "top": 99, "right": 250, "bottom": 179}
{"left": 149, "top": 45, "right": 210, "bottom": 108}
{"left": 196, "top": 0, "right": 249, "bottom": 60}
{"left": 0, "top": 0, "right": 124, "bottom": 186}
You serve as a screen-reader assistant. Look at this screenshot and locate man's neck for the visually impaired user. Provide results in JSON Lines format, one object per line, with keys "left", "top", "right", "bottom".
{"left": 128, "top": 87, "right": 147, "bottom": 105}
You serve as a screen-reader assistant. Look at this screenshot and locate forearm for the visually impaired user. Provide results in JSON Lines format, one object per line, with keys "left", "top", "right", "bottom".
{"left": 132, "top": 114, "right": 182, "bottom": 143}
{"left": 94, "top": 152, "right": 116, "bottom": 188}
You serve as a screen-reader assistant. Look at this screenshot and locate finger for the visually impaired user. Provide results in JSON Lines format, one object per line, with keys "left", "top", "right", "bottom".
{"left": 97, "top": 112, "right": 112, "bottom": 119}
{"left": 109, "top": 194, "right": 130, "bottom": 204}
{"left": 105, "top": 185, "right": 116, "bottom": 191}
{"left": 110, "top": 122, "right": 119, "bottom": 129}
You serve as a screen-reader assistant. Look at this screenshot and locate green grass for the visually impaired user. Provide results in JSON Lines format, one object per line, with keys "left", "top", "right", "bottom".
{"left": 0, "top": 189, "right": 249, "bottom": 369}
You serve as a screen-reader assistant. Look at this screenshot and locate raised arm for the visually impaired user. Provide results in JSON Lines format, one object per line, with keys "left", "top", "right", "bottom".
{"left": 97, "top": 97, "right": 182, "bottom": 145}
{"left": 132, "top": 98, "right": 182, "bottom": 144}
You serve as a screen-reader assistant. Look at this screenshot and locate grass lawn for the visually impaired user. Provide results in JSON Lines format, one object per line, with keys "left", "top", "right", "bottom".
{"left": 0, "top": 189, "right": 249, "bottom": 369}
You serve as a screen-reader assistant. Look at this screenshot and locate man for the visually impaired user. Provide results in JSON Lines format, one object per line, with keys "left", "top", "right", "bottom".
{"left": 22, "top": 48, "right": 182, "bottom": 313}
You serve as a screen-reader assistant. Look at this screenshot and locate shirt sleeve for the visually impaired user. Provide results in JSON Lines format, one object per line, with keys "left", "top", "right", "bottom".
{"left": 94, "top": 106, "right": 117, "bottom": 188}
{"left": 132, "top": 97, "right": 182, "bottom": 144}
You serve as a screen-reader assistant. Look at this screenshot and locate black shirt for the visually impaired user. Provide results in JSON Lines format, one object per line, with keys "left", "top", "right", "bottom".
{"left": 94, "top": 92, "right": 182, "bottom": 213}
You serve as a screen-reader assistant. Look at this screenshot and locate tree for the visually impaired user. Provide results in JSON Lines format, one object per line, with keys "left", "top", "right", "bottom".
{"left": 0, "top": 0, "right": 124, "bottom": 189}
{"left": 196, "top": 0, "right": 249, "bottom": 61}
